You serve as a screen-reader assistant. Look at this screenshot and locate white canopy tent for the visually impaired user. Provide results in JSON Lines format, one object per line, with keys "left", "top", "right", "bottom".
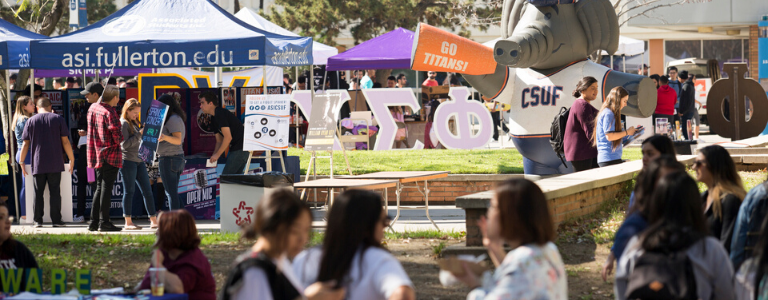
{"left": 235, "top": 8, "right": 338, "bottom": 65}
{"left": 602, "top": 36, "right": 645, "bottom": 73}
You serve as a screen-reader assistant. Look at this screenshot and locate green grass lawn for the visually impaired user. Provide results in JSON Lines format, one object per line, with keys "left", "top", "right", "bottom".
{"left": 287, "top": 147, "right": 643, "bottom": 175}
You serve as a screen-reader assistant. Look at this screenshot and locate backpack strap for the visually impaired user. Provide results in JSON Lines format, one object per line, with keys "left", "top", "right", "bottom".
{"left": 221, "top": 251, "right": 301, "bottom": 300}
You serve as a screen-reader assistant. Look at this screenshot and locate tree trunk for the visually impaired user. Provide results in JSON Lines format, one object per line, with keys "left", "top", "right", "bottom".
{"left": 38, "top": 0, "right": 67, "bottom": 36}
{"left": 234, "top": 0, "right": 241, "bottom": 13}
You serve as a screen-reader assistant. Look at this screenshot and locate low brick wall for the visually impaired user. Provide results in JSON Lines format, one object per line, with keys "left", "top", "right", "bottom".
{"left": 298, "top": 174, "right": 539, "bottom": 205}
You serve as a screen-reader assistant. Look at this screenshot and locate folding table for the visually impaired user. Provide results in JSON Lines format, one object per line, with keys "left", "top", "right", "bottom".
{"left": 343, "top": 171, "right": 449, "bottom": 230}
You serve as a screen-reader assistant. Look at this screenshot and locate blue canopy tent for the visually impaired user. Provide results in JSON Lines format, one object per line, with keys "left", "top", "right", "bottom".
{"left": 29, "top": 0, "right": 313, "bottom": 69}
{"left": 0, "top": 18, "right": 48, "bottom": 220}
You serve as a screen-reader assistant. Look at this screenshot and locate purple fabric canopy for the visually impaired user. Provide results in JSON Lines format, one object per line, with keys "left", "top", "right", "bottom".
{"left": 326, "top": 28, "right": 414, "bottom": 71}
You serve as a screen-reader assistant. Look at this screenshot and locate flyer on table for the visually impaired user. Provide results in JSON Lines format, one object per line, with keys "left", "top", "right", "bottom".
{"left": 243, "top": 94, "right": 291, "bottom": 151}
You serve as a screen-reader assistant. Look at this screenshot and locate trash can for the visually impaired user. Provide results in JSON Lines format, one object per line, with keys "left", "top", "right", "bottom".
{"left": 219, "top": 172, "right": 294, "bottom": 233}
{"left": 673, "top": 140, "right": 698, "bottom": 155}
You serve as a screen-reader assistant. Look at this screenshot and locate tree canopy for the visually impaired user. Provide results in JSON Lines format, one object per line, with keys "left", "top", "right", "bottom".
{"left": 266, "top": 0, "right": 499, "bottom": 45}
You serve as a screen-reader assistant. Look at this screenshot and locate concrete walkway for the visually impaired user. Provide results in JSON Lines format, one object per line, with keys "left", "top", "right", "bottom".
{"left": 10, "top": 206, "right": 467, "bottom": 235}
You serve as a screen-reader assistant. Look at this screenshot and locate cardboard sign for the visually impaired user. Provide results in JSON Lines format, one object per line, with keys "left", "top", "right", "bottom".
{"left": 138, "top": 100, "right": 169, "bottom": 163}
{"left": 305, "top": 92, "right": 345, "bottom": 151}
{"left": 244, "top": 94, "right": 291, "bottom": 151}
{"left": 410, "top": 23, "right": 496, "bottom": 75}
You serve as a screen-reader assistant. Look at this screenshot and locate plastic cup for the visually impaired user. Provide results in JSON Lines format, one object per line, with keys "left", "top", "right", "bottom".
{"left": 149, "top": 267, "right": 166, "bottom": 296}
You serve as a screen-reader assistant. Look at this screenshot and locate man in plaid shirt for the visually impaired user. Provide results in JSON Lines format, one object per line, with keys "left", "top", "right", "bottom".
{"left": 87, "top": 85, "right": 123, "bottom": 232}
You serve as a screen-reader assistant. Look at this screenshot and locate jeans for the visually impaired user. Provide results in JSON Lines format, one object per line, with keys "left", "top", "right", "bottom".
{"left": 92, "top": 163, "right": 119, "bottom": 224}
{"left": 159, "top": 155, "right": 185, "bottom": 210}
{"left": 32, "top": 172, "right": 62, "bottom": 224}
{"left": 221, "top": 150, "right": 250, "bottom": 175}
{"left": 76, "top": 145, "right": 88, "bottom": 217}
{"left": 15, "top": 151, "right": 29, "bottom": 217}
{"left": 598, "top": 159, "right": 624, "bottom": 167}
{"left": 120, "top": 160, "right": 157, "bottom": 217}
{"left": 570, "top": 158, "right": 598, "bottom": 172}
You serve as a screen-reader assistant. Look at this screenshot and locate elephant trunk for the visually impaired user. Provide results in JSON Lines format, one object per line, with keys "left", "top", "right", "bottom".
{"left": 494, "top": 24, "right": 553, "bottom": 69}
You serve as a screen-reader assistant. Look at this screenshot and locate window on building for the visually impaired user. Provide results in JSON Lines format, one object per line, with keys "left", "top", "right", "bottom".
{"left": 665, "top": 40, "right": 701, "bottom": 65}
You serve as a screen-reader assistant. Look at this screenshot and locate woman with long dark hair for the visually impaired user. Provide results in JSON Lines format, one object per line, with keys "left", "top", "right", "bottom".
{"left": 694, "top": 145, "right": 745, "bottom": 253}
{"left": 614, "top": 172, "right": 735, "bottom": 300}
{"left": 156, "top": 94, "right": 187, "bottom": 210}
{"left": 593, "top": 87, "right": 636, "bottom": 167}
{"left": 293, "top": 190, "right": 415, "bottom": 300}
{"left": 454, "top": 178, "right": 567, "bottom": 299}
{"left": 222, "top": 189, "right": 340, "bottom": 300}
{"left": 626, "top": 135, "right": 677, "bottom": 209}
{"left": 564, "top": 76, "right": 600, "bottom": 171}
{"left": 602, "top": 156, "right": 685, "bottom": 282}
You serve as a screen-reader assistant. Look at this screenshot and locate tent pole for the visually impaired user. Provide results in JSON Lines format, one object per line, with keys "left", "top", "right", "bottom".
{"left": 610, "top": 55, "right": 614, "bottom": 71}
{"left": 7, "top": 71, "right": 18, "bottom": 221}
{"left": 81, "top": 69, "right": 86, "bottom": 87}
{"left": 215, "top": 67, "right": 222, "bottom": 88}
{"left": 622, "top": 55, "right": 626, "bottom": 73}
{"left": 263, "top": 66, "right": 267, "bottom": 95}
{"left": 310, "top": 65, "right": 315, "bottom": 92}
{"left": 322, "top": 69, "right": 327, "bottom": 91}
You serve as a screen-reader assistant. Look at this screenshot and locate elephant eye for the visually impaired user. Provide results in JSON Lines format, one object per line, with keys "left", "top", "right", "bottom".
{"left": 545, "top": 12, "right": 552, "bottom": 20}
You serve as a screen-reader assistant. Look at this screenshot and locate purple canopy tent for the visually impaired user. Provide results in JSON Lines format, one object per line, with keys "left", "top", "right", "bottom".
{"left": 326, "top": 28, "right": 414, "bottom": 71}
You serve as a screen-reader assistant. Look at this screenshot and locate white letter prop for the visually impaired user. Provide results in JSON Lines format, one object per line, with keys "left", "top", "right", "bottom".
{"left": 362, "top": 89, "right": 424, "bottom": 151}
{"left": 433, "top": 87, "right": 494, "bottom": 149}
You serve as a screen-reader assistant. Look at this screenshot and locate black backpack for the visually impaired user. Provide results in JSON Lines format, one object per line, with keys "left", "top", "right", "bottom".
{"left": 744, "top": 182, "right": 768, "bottom": 260}
{"left": 220, "top": 251, "right": 301, "bottom": 300}
{"left": 550, "top": 107, "right": 569, "bottom": 168}
{"left": 625, "top": 250, "right": 698, "bottom": 300}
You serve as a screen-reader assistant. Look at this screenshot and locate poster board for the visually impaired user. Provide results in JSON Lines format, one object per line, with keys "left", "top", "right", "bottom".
{"left": 221, "top": 87, "right": 237, "bottom": 114}
{"left": 138, "top": 100, "right": 169, "bottom": 163}
{"left": 189, "top": 88, "right": 218, "bottom": 155}
{"left": 305, "top": 92, "right": 344, "bottom": 151}
{"left": 178, "top": 160, "right": 220, "bottom": 220}
{"left": 238, "top": 86, "right": 282, "bottom": 122}
{"left": 244, "top": 94, "right": 291, "bottom": 151}
{"left": 347, "top": 90, "right": 369, "bottom": 112}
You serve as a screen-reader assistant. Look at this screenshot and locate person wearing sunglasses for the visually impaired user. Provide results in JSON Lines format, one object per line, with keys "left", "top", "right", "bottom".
{"left": 693, "top": 145, "right": 745, "bottom": 254}
{"left": 293, "top": 189, "right": 415, "bottom": 300}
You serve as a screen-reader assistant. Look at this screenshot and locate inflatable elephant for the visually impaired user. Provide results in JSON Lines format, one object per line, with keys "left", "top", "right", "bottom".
{"left": 411, "top": 0, "right": 656, "bottom": 175}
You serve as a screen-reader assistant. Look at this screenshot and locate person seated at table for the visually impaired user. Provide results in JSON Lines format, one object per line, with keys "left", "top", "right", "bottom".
{"left": 221, "top": 189, "right": 344, "bottom": 300}
{"left": 0, "top": 201, "right": 38, "bottom": 292}
{"left": 138, "top": 210, "right": 216, "bottom": 300}
{"left": 293, "top": 189, "right": 415, "bottom": 300}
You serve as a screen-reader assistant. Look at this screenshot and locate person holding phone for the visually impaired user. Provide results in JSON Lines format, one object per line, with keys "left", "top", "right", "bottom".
{"left": 592, "top": 87, "right": 637, "bottom": 167}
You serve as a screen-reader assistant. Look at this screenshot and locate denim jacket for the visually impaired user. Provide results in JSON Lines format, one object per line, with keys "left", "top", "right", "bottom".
{"left": 730, "top": 182, "right": 767, "bottom": 268}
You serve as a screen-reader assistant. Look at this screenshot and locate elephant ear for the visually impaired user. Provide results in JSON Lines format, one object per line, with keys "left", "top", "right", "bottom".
{"left": 502, "top": 0, "right": 527, "bottom": 39}
{"left": 575, "top": 0, "right": 619, "bottom": 55}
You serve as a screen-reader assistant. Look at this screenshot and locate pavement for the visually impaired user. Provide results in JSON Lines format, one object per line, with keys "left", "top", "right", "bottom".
{"left": 11, "top": 205, "right": 468, "bottom": 235}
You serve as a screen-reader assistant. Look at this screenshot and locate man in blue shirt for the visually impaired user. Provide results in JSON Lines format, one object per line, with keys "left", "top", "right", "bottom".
{"left": 730, "top": 181, "right": 768, "bottom": 268}
{"left": 360, "top": 70, "right": 375, "bottom": 89}
{"left": 667, "top": 66, "right": 683, "bottom": 115}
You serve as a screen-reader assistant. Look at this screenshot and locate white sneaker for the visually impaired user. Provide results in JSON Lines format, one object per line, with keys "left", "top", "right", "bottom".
{"left": 73, "top": 215, "right": 85, "bottom": 223}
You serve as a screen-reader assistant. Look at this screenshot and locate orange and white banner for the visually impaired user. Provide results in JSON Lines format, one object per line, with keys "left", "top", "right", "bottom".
{"left": 410, "top": 23, "right": 496, "bottom": 75}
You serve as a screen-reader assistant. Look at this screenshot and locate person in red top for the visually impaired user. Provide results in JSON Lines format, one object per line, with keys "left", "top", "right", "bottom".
{"left": 139, "top": 209, "right": 216, "bottom": 300}
{"left": 564, "top": 77, "right": 600, "bottom": 172}
{"left": 422, "top": 71, "right": 439, "bottom": 87}
{"left": 653, "top": 75, "right": 677, "bottom": 126}
{"left": 86, "top": 84, "right": 123, "bottom": 232}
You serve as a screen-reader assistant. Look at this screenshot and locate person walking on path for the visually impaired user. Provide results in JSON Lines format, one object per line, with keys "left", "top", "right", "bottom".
{"left": 86, "top": 85, "right": 124, "bottom": 232}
